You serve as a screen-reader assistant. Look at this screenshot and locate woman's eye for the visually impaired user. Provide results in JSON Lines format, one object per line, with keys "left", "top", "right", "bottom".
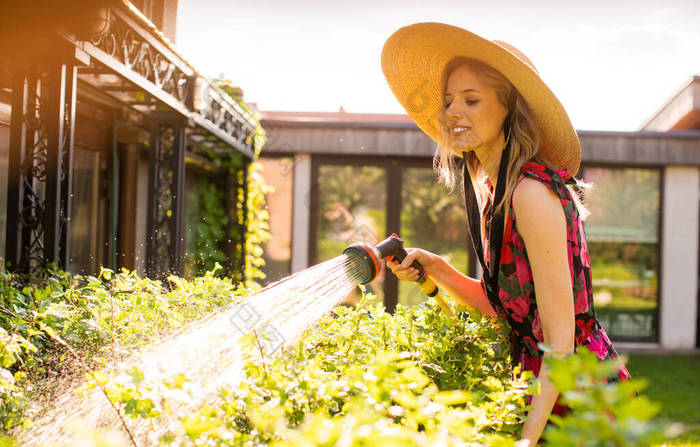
{"left": 443, "top": 99, "right": 479, "bottom": 109}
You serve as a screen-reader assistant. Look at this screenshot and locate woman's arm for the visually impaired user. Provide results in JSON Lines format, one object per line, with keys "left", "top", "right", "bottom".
{"left": 386, "top": 248, "right": 497, "bottom": 317}
{"left": 512, "top": 177, "right": 576, "bottom": 446}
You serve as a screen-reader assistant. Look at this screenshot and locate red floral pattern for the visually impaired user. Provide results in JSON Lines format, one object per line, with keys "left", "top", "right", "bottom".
{"left": 480, "top": 162, "right": 631, "bottom": 415}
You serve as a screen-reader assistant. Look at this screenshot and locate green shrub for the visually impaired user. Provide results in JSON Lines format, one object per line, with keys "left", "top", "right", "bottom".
{"left": 91, "top": 294, "right": 667, "bottom": 446}
{"left": 83, "top": 295, "right": 531, "bottom": 445}
{"left": 0, "top": 265, "right": 243, "bottom": 433}
{"left": 544, "top": 348, "right": 664, "bottom": 446}
{"left": 0, "top": 269, "right": 670, "bottom": 446}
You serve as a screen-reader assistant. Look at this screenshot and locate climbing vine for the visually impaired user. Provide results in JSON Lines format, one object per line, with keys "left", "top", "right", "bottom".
{"left": 185, "top": 79, "right": 271, "bottom": 287}
{"left": 184, "top": 180, "right": 228, "bottom": 275}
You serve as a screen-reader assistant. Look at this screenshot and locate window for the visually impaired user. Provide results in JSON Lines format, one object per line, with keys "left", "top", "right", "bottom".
{"left": 308, "top": 158, "right": 473, "bottom": 311}
{"left": 315, "top": 164, "right": 387, "bottom": 305}
{"left": 583, "top": 167, "right": 661, "bottom": 341}
{"left": 399, "top": 167, "right": 469, "bottom": 307}
{"left": 69, "top": 146, "right": 109, "bottom": 273}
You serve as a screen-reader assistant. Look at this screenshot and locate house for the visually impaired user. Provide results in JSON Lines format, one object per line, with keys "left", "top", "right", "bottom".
{"left": 257, "top": 76, "right": 700, "bottom": 351}
{"left": 0, "top": 0, "right": 259, "bottom": 282}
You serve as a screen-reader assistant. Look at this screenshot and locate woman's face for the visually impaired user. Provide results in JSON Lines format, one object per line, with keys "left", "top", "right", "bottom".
{"left": 443, "top": 63, "right": 509, "bottom": 156}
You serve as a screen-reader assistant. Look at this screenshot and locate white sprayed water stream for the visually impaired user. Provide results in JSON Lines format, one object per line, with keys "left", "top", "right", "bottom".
{"left": 22, "top": 254, "right": 366, "bottom": 446}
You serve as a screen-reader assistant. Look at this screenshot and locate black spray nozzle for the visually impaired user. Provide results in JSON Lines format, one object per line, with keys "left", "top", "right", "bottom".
{"left": 374, "top": 233, "right": 405, "bottom": 260}
{"left": 343, "top": 234, "right": 438, "bottom": 297}
{"left": 375, "top": 234, "right": 428, "bottom": 282}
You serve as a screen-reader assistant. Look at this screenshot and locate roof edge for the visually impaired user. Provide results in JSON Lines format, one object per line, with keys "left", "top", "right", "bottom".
{"left": 638, "top": 74, "right": 700, "bottom": 130}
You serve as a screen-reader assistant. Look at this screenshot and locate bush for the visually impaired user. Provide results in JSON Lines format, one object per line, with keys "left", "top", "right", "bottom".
{"left": 0, "top": 269, "right": 668, "bottom": 446}
{"left": 79, "top": 294, "right": 531, "bottom": 445}
{"left": 544, "top": 348, "right": 664, "bottom": 446}
{"left": 0, "top": 265, "right": 243, "bottom": 433}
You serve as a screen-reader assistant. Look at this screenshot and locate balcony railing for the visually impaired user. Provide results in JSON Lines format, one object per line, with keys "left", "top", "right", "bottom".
{"left": 63, "top": 5, "right": 257, "bottom": 158}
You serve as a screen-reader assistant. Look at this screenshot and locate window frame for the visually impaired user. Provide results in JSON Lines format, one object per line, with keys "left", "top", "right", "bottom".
{"left": 579, "top": 163, "right": 664, "bottom": 343}
{"left": 308, "top": 154, "right": 476, "bottom": 312}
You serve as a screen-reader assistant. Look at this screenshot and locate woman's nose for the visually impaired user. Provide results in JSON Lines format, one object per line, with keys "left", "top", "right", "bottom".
{"left": 446, "top": 101, "right": 463, "bottom": 119}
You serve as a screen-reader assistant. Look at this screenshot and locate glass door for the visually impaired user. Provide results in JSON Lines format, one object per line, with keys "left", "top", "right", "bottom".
{"left": 399, "top": 167, "right": 469, "bottom": 307}
{"left": 315, "top": 164, "right": 387, "bottom": 305}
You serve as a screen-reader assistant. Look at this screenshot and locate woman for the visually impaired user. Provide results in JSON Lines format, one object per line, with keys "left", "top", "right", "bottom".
{"left": 381, "top": 23, "right": 631, "bottom": 445}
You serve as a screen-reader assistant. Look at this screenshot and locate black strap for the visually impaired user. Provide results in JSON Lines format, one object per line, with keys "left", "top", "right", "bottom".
{"left": 463, "top": 134, "right": 522, "bottom": 366}
{"left": 462, "top": 128, "right": 513, "bottom": 305}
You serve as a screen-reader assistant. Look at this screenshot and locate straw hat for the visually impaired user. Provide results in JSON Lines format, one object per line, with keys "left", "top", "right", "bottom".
{"left": 381, "top": 22, "right": 581, "bottom": 176}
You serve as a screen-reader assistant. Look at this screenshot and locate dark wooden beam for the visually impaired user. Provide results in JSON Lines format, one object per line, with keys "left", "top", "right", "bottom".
{"left": 384, "top": 160, "right": 401, "bottom": 313}
{"left": 261, "top": 124, "right": 700, "bottom": 167}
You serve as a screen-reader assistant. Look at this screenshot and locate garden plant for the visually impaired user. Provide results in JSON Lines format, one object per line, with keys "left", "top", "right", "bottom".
{"left": 0, "top": 265, "right": 670, "bottom": 446}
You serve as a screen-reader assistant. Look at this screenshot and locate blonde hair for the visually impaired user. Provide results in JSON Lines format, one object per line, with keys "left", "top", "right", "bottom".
{"left": 434, "top": 57, "right": 590, "bottom": 220}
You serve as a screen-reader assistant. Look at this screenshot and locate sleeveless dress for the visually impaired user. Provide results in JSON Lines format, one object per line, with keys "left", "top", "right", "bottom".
{"left": 480, "top": 162, "right": 631, "bottom": 415}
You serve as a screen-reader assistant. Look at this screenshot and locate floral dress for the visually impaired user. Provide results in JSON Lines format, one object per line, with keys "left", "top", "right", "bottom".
{"left": 480, "top": 162, "right": 631, "bottom": 415}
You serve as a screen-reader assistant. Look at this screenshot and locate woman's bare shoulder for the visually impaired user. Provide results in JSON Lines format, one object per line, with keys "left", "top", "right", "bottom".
{"left": 512, "top": 176, "right": 563, "bottom": 224}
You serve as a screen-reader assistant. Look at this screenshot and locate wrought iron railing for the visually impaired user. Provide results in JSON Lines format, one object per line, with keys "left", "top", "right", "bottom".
{"left": 68, "top": 6, "right": 258, "bottom": 157}
{"left": 7, "top": 2, "right": 256, "bottom": 279}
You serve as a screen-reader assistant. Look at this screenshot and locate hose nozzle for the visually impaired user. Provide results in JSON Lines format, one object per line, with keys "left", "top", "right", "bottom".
{"left": 343, "top": 234, "right": 439, "bottom": 297}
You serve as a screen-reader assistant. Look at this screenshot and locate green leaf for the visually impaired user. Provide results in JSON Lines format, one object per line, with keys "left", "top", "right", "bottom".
{"left": 127, "top": 367, "right": 145, "bottom": 385}
{"left": 434, "top": 390, "right": 472, "bottom": 406}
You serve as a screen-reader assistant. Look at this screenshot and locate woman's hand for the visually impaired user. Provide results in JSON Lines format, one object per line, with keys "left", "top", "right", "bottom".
{"left": 385, "top": 248, "right": 442, "bottom": 282}
{"left": 386, "top": 248, "right": 496, "bottom": 317}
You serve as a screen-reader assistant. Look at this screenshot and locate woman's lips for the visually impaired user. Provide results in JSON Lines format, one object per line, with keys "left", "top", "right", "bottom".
{"left": 452, "top": 127, "right": 471, "bottom": 136}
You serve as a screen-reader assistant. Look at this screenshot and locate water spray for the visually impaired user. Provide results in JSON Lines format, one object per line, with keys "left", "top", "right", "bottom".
{"left": 343, "top": 233, "right": 456, "bottom": 320}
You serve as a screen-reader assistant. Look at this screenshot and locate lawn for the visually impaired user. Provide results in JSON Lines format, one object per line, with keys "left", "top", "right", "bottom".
{"left": 626, "top": 353, "right": 700, "bottom": 446}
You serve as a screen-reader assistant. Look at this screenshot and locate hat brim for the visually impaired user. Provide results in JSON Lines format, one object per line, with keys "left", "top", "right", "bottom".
{"left": 381, "top": 22, "right": 580, "bottom": 176}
